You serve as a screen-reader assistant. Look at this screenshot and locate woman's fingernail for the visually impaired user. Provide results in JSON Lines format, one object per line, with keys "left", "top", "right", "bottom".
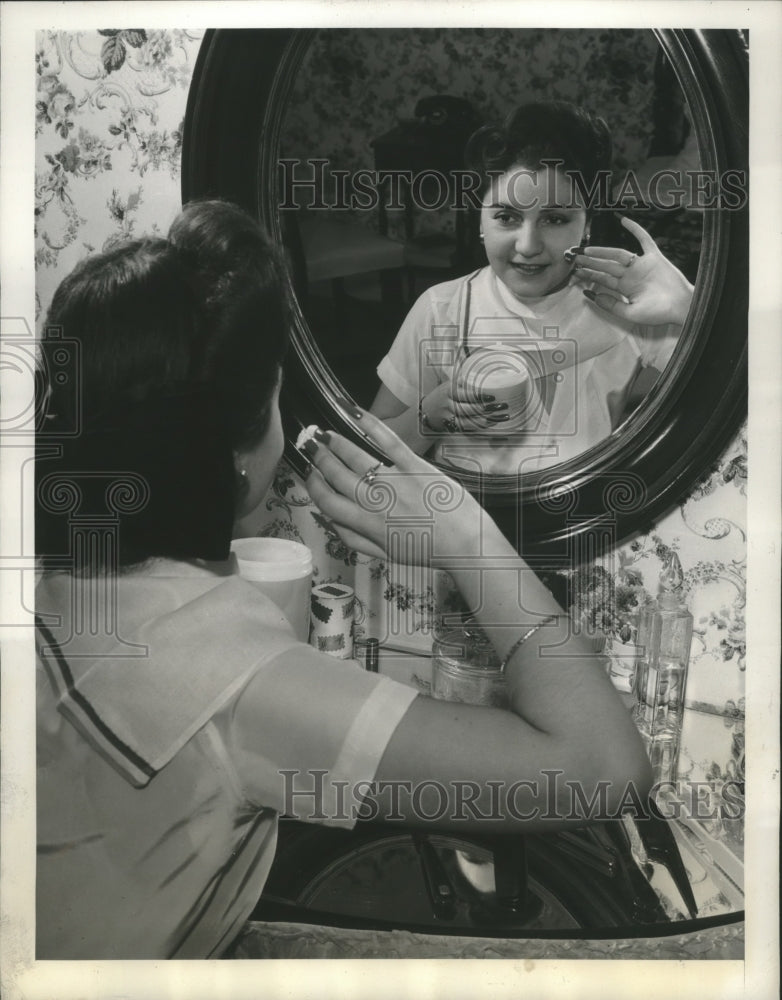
{"left": 481, "top": 393, "right": 495, "bottom": 402}
{"left": 487, "top": 413, "right": 510, "bottom": 423}
{"left": 301, "top": 439, "right": 318, "bottom": 458}
{"left": 563, "top": 249, "right": 578, "bottom": 263}
{"left": 313, "top": 428, "right": 331, "bottom": 443}
{"left": 335, "top": 395, "right": 363, "bottom": 419}
{"left": 301, "top": 460, "right": 313, "bottom": 478}
{"left": 484, "top": 402, "right": 508, "bottom": 412}
{"left": 582, "top": 288, "right": 596, "bottom": 302}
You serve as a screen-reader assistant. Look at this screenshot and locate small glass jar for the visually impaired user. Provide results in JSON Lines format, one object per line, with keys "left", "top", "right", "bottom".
{"left": 432, "top": 628, "right": 508, "bottom": 709}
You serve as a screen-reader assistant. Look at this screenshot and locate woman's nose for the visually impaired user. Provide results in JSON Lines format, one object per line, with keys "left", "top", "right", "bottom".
{"left": 514, "top": 222, "right": 543, "bottom": 257}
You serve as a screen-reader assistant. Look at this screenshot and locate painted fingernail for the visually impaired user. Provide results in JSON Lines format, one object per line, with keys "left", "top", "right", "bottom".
{"left": 481, "top": 393, "right": 496, "bottom": 402}
{"left": 301, "top": 459, "right": 313, "bottom": 478}
{"left": 563, "top": 249, "right": 578, "bottom": 263}
{"left": 301, "top": 438, "right": 319, "bottom": 458}
{"left": 487, "top": 413, "right": 510, "bottom": 423}
{"left": 582, "top": 288, "right": 596, "bottom": 302}
{"left": 484, "top": 402, "right": 508, "bottom": 412}
{"left": 335, "top": 395, "right": 363, "bottom": 419}
{"left": 313, "top": 428, "right": 332, "bottom": 443}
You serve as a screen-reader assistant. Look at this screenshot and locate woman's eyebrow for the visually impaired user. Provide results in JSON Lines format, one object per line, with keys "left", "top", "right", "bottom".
{"left": 487, "top": 201, "right": 577, "bottom": 212}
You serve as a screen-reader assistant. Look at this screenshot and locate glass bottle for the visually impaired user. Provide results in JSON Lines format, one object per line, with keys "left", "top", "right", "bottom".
{"left": 634, "top": 552, "right": 693, "bottom": 785}
{"left": 632, "top": 595, "right": 657, "bottom": 719}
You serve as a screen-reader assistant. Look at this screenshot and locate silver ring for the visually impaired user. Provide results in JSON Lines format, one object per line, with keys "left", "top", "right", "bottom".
{"left": 625, "top": 253, "right": 637, "bottom": 268}
{"left": 361, "top": 462, "right": 383, "bottom": 485}
{"left": 443, "top": 416, "right": 458, "bottom": 434}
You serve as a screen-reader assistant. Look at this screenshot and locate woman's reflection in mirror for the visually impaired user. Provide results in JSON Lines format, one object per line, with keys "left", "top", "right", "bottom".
{"left": 370, "top": 101, "right": 694, "bottom": 475}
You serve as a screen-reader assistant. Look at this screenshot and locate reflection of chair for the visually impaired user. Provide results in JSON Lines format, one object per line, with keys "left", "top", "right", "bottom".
{"left": 301, "top": 215, "right": 405, "bottom": 285}
{"left": 279, "top": 208, "right": 408, "bottom": 404}
{"left": 286, "top": 210, "right": 407, "bottom": 325}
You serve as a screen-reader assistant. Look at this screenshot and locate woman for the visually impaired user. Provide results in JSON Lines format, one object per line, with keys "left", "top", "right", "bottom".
{"left": 371, "top": 101, "right": 694, "bottom": 474}
{"left": 35, "top": 200, "right": 651, "bottom": 959}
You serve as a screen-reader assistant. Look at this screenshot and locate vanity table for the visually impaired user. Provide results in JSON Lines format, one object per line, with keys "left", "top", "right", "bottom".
{"left": 235, "top": 644, "right": 744, "bottom": 960}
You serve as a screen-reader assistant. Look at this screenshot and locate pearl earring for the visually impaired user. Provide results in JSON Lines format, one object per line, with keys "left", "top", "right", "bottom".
{"left": 478, "top": 232, "right": 485, "bottom": 243}
{"left": 234, "top": 450, "right": 249, "bottom": 483}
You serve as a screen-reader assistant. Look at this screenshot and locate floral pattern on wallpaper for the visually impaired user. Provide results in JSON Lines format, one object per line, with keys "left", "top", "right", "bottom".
{"left": 35, "top": 29, "right": 204, "bottom": 318}
{"left": 281, "top": 28, "right": 663, "bottom": 240}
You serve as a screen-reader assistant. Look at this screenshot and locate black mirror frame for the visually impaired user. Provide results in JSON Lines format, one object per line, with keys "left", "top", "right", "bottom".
{"left": 182, "top": 28, "right": 748, "bottom": 561}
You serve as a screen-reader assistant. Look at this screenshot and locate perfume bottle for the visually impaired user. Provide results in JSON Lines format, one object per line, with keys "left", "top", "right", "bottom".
{"left": 633, "top": 552, "right": 693, "bottom": 785}
{"left": 632, "top": 595, "right": 657, "bottom": 716}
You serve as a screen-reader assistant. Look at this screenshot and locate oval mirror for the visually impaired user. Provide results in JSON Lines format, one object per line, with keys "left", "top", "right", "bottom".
{"left": 182, "top": 28, "right": 747, "bottom": 558}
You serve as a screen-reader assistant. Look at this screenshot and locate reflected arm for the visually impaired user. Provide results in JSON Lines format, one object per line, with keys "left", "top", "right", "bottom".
{"left": 369, "top": 382, "right": 434, "bottom": 455}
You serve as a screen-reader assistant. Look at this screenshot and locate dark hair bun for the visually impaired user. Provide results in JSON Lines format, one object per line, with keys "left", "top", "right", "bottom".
{"left": 466, "top": 100, "right": 613, "bottom": 200}
{"left": 36, "top": 201, "right": 291, "bottom": 570}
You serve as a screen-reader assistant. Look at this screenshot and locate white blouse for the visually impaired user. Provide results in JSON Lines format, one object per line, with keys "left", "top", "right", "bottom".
{"left": 36, "top": 560, "right": 417, "bottom": 958}
{"left": 378, "top": 267, "right": 679, "bottom": 474}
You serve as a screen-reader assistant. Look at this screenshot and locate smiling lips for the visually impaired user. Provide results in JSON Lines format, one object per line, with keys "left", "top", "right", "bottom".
{"left": 511, "top": 262, "right": 548, "bottom": 274}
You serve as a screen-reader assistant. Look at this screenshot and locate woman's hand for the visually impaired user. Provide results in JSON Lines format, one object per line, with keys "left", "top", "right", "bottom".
{"left": 301, "top": 408, "right": 486, "bottom": 563}
{"left": 420, "top": 378, "right": 511, "bottom": 433}
{"left": 572, "top": 216, "right": 694, "bottom": 327}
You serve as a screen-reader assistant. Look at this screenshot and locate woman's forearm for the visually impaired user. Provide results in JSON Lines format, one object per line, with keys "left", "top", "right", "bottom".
{"left": 371, "top": 404, "right": 435, "bottom": 456}
{"left": 301, "top": 413, "right": 651, "bottom": 827}
{"left": 441, "top": 519, "right": 646, "bottom": 769}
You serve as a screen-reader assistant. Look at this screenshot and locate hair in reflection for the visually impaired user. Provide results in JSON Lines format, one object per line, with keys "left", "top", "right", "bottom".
{"left": 36, "top": 200, "right": 290, "bottom": 570}
{"left": 466, "top": 100, "right": 614, "bottom": 230}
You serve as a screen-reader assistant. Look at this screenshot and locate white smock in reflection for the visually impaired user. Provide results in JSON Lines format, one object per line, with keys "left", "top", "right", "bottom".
{"left": 377, "top": 267, "right": 680, "bottom": 475}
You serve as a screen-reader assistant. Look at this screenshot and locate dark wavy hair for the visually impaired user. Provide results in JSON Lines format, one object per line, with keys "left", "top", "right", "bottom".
{"left": 168, "top": 199, "right": 290, "bottom": 451}
{"left": 36, "top": 202, "right": 290, "bottom": 570}
{"left": 466, "top": 100, "right": 614, "bottom": 217}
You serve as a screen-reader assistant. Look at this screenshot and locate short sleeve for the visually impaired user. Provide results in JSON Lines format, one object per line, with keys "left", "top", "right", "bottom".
{"left": 225, "top": 644, "right": 419, "bottom": 829}
{"left": 377, "top": 289, "right": 450, "bottom": 407}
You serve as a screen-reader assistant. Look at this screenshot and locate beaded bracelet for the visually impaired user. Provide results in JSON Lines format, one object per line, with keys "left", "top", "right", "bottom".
{"left": 499, "top": 614, "right": 560, "bottom": 673}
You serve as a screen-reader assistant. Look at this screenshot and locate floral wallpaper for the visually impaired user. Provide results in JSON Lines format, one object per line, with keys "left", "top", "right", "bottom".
{"left": 35, "top": 29, "right": 744, "bottom": 856}
{"left": 285, "top": 27, "right": 660, "bottom": 170}
{"left": 281, "top": 28, "right": 664, "bottom": 240}
{"left": 35, "top": 29, "right": 204, "bottom": 319}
